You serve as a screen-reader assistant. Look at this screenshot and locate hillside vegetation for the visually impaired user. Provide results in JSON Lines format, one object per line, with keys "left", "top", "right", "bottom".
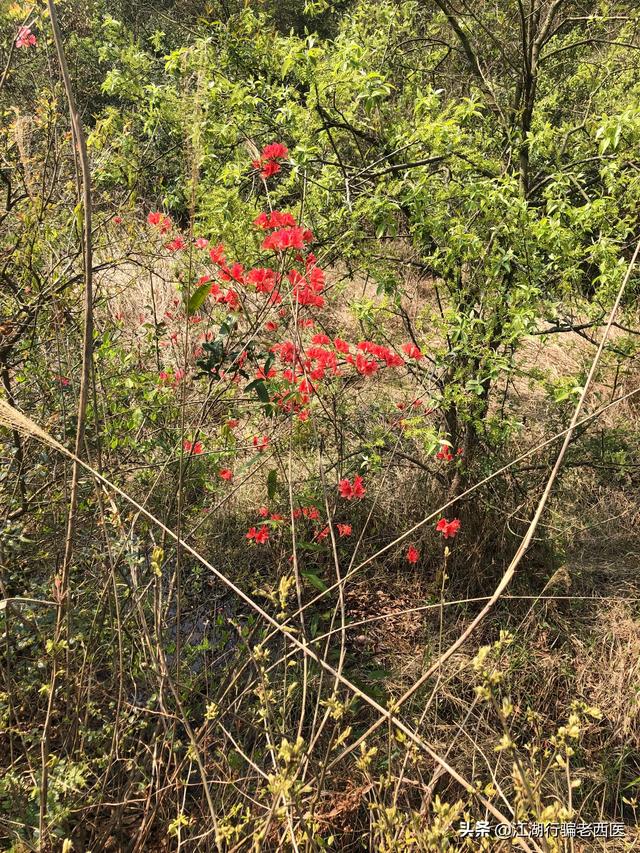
{"left": 1, "top": 0, "right": 640, "bottom": 850}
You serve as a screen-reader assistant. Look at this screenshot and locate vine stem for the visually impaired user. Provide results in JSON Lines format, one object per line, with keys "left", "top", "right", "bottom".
{"left": 39, "top": 0, "right": 94, "bottom": 843}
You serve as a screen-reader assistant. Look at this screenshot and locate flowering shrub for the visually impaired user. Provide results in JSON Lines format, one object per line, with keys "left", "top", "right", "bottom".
{"left": 4, "top": 3, "right": 639, "bottom": 849}
{"left": 141, "top": 147, "right": 470, "bottom": 578}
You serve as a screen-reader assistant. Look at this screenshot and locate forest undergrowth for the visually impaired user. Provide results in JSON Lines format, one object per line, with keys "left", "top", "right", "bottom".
{"left": 2, "top": 0, "right": 640, "bottom": 850}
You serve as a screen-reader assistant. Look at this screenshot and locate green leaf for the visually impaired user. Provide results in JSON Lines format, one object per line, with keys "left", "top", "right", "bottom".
{"left": 186, "top": 283, "right": 210, "bottom": 316}
{"left": 245, "top": 379, "right": 270, "bottom": 404}
{"left": 364, "top": 667, "right": 391, "bottom": 682}
{"left": 302, "top": 571, "right": 328, "bottom": 592}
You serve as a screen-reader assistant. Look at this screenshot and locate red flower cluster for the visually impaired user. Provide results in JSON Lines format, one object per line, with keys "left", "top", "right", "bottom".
{"left": 252, "top": 142, "right": 289, "bottom": 179}
{"left": 435, "top": 444, "right": 463, "bottom": 462}
{"left": 436, "top": 518, "right": 461, "bottom": 539}
{"left": 183, "top": 439, "right": 203, "bottom": 455}
{"left": 337, "top": 523, "right": 352, "bottom": 537}
{"left": 16, "top": 26, "right": 37, "bottom": 48}
{"left": 202, "top": 219, "right": 318, "bottom": 315}
{"left": 266, "top": 330, "right": 417, "bottom": 415}
{"left": 288, "top": 262, "right": 324, "bottom": 308}
{"left": 305, "top": 345, "right": 338, "bottom": 381}
{"left": 246, "top": 526, "right": 269, "bottom": 544}
{"left": 436, "top": 444, "right": 453, "bottom": 462}
{"left": 406, "top": 545, "right": 420, "bottom": 564}
{"left": 261, "top": 143, "right": 289, "bottom": 160}
{"left": 219, "top": 468, "right": 233, "bottom": 481}
{"left": 166, "top": 236, "right": 186, "bottom": 252}
{"left": 293, "top": 505, "right": 320, "bottom": 521}
{"left": 158, "top": 369, "right": 186, "bottom": 387}
{"left": 257, "top": 506, "right": 283, "bottom": 522}
{"left": 247, "top": 267, "right": 280, "bottom": 302}
{"left": 402, "top": 342, "right": 423, "bottom": 360}
{"left": 209, "top": 244, "right": 226, "bottom": 264}
{"left": 272, "top": 340, "right": 299, "bottom": 367}
{"left": 252, "top": 434, "right": 270, "bottom": 452}
{"left": 253, "top": 211, "right": 297, "bottom": 229}
{"left": 263, "top": 226, "right": 313, "bottom": 252}
{"left": 338, "top": 475, "right": 366, "bottom": 500}
{"left": 343, "top": 341, "right": 403, "bottom": 375}
{"left": 147, "top": 211, "right": 172, "bottom": 233}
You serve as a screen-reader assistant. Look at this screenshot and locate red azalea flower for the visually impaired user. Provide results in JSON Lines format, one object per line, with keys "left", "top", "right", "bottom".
{"left": 252, "top": 435, "right": 270, "bottom": 452}
{"left": 253, "top": 212, "right": 269, "bottom": 228}
{"left": 166, "top": 236, "right": 186, "bottom": 251}
{"left": 195, "top": 237, "right": 209, "bottom": 249}
{"left": 261, "top": 142, "right": 289, "bottom": 160}
{"left": 253, "top": 525, "right": 269, "bottom": 544}
{"left": 209, "top": 244, "right": 226, "bottom": 265}
{"left": 337, "top": 523, "right": 352, "bottom": 537}
{"left": 260, "top": 160, "right": 281, "bottom": 179}
{"left": 113, "top": 215, "right": 122, "bottom": 224}
{"left": 436, "top": 518, "right": 461, "bottom": 539}
{"left": 183, "top": 439, "right": 203, "bottom": 455}
{"left": 406, "top": 545, "right": 420, "bottom": 564}
{"left": 339, "top": 479, "right": 353, "bottom": 499}
{"left": 219, "top": 468, "right": 233, "bottom": 481}
{"left": 436, "top": 444, "right": 454, "bottom": 463}
{"left": 16, "top": 26, "right": 37, "bottom": 48}
{"left": 147, "top": 211, "right": 172, "bottom": 232}
{"left": 226, "top": 419, "right": 239, "bottom": 428}
{"left": 222, "top": 288, "right": 240, "bottom": 311}
{"left": 253, "top": 143, "right": 288, "bottom": 180}
{"left": 351, "top": 475, "right": 365, "bottom": 498}
{"left": 301, "top": 506, "right": 319, "bottom": 521}
{"left": 338, "top": 476, "right": 366, "bottom": 500}
{"left": 262, "top": 227, "right": 308, "bottom": 252}
{"left": 226, "top": 262, "right": 245, "bottom": 283}
{"left": 402, "top": 342, "right": 423, "bottom": 360}
{"left": 355, "top": 354, "right": 378, "bottom": 376}
{"left": 253, "top": 210, "right": 297, "bottom": 229}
